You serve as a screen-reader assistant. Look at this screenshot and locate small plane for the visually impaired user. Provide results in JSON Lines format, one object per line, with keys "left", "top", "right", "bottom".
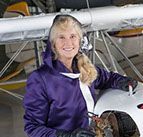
{"left": 0, "top": 0, "right": 143, "bottom": 137}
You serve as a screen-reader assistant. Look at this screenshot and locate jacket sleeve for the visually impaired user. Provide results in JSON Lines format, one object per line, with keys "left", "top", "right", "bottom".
{"left": 93, "top": 66, "right": 128, "bottom": 90}
{"left": 23, "top": 71, "right": 56, "bottom": 137}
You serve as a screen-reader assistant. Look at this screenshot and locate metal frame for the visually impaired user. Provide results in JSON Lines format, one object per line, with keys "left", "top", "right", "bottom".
{"left": 89, "top": 30, "right": 143, "bottom": 81}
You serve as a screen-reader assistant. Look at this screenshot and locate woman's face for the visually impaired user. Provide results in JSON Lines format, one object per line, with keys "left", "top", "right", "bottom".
{"left": 54, "top": 27, "right": 80, "bottom": 62}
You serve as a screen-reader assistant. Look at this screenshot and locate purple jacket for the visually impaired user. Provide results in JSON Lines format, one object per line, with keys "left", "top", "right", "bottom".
{"left": 23, "top": 41, "right": 127, "bottom": 137}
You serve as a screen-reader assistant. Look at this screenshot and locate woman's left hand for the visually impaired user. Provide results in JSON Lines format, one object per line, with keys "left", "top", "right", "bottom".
{"left": 117, "top": 77, "right": 138, "bottom": 91}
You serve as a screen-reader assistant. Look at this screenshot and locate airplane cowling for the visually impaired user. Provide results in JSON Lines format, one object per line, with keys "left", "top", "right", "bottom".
{"left": 94, "top": 82, "right": 143, "bottom": 137}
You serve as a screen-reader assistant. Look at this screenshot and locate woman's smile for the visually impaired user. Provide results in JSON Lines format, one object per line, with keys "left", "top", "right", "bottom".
{"left": 63, "top": 47, "right": 74, "bottom": 51}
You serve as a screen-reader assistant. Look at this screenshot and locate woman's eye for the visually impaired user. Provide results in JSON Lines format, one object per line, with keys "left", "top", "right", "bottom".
{"left": 59, "top": 36, "right": 65, "bottom": 39}
{"left": 71, "top": 35, "right": 76, "bottom": 39}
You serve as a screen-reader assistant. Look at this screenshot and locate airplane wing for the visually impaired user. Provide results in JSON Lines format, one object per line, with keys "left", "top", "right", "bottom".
{"left": 0, "top": 5, "right": 143, "bottom": 43}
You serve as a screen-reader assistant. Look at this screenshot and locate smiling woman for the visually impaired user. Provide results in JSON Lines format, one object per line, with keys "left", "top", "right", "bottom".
{"left": 49, "top": 15, "right": 82, "bottom": 72}
{"left": 48, "top": 14, "right": 97, "bottom": 84}
{"left": 23, "top": 14, "right": 138, "bottom": 137}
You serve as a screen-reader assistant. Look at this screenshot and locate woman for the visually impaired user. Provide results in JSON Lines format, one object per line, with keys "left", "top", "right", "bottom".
{"left": 23, "top": 15, "right": 137, "bottom": 137}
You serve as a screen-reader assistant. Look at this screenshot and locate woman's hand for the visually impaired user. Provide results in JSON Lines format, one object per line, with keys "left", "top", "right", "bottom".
{"left": 118, "top": 77, "right": 138, "bottom": 91}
